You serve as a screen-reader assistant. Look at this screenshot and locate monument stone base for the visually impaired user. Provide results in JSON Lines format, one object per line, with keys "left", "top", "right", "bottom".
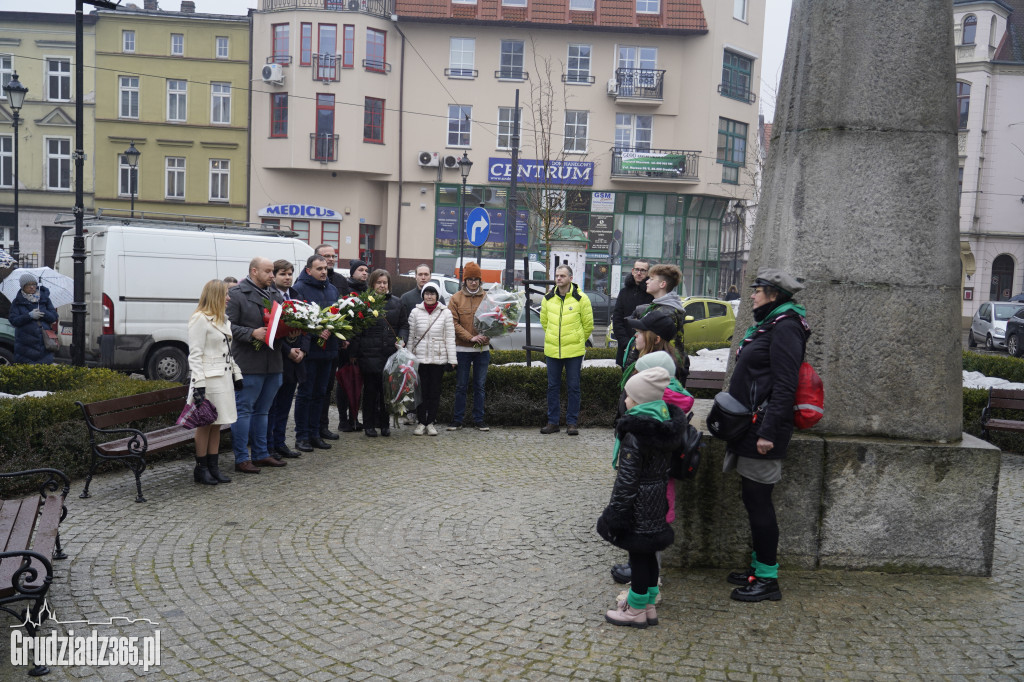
{"left": 672, "top": 432, "right": 1000, "bottom": 576}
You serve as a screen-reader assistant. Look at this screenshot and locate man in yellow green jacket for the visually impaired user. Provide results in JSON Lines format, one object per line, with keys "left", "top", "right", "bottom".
{"left": 540, "top": 264, "right": 594, "bottom": 436}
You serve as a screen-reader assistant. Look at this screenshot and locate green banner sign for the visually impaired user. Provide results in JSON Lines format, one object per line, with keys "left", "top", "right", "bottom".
{"left": 619, "top": 152, "right": 686, "bottom": 173}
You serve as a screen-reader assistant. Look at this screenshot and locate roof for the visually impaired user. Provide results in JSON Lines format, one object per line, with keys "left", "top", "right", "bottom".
{"left": 994, "top": 0, "right": 1024, "bottom": 61}
{"left": 0, "top": 11, "right": 98, "bottom": 24}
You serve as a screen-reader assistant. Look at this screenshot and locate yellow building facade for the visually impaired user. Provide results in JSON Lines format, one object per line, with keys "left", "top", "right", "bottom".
{"left": 94, "top": 6, "right": 249, "bottom": 223}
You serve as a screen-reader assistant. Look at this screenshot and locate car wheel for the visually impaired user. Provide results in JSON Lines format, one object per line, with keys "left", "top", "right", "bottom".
{"left": 986, "top": 334, "right": 995, "bottom": 351}
{"left": 1010, "top": 334, "right": 1022, "bottom": 358}
{"left": 0, "top": 346, "right": 13, "bottom": 367}
{"left": 146, "top": 345, "right": 189, "bottom": 383}
{"left": 967, "top": 329, "right": 977, "bottom": 347}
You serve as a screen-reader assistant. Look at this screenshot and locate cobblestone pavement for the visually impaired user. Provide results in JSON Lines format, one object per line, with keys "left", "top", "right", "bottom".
{"left": 3, "top": 422, "right": 1023, "bottom": 681}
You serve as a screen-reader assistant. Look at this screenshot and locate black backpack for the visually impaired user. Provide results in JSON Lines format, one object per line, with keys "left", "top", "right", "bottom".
{"left": 671, "top": 412, "right": 703, "bottom": 479}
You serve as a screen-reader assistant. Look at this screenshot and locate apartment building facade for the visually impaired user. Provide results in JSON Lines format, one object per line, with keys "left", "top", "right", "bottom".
{"left": 250, "top": 0, "right": 763, "bottom": 295}
{"left": 955, "top": 0, "right": 1024, "bottom": 322}
{"left": 0, "top": 12, "right": 98, "bottom": 267}
{"left": 93, "top": 3, "right": 250, "bottom": 223}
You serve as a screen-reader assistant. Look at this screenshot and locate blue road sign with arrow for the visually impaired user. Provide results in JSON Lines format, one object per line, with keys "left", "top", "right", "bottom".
{"left": 466, "top": 207, "right": 490, "bottom": 247}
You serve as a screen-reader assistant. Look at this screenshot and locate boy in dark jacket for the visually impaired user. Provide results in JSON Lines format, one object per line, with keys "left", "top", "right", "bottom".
{"left": 598, "top": 366, "right": 688, "bottom": 628}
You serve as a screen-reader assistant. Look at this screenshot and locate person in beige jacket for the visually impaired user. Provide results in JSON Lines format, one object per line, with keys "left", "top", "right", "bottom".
{"left": 446, "top": 262, "right": 491, "bottom": 431}
{"left": 187, "top": 279, "right": 243, "bottom": 486}
{"left": 407, "top": 283, "right": 457, "bottom": 435}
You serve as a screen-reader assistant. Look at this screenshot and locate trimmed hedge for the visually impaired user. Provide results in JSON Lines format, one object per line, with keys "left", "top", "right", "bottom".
{"left": 962, "top": 350, "right": 1024, "bottom": 452}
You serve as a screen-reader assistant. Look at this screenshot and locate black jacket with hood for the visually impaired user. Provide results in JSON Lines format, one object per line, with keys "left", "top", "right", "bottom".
{"left": 612, "top": 275, "right": 653, "bottom": 344}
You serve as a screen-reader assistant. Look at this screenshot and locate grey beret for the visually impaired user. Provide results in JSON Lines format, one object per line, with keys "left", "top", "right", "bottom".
{"left": 19, "top": 273, "right": 37, "bottom": 287}
{"left": 750, "top": 268, "right": 804, "bottom": 297}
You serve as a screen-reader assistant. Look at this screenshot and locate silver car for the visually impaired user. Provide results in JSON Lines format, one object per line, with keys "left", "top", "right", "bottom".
{"left": 969, "top": 301, "right": 1024, "bottom": 351}
{"left": 488, "top": 306, "right": 594, "bottom": 351}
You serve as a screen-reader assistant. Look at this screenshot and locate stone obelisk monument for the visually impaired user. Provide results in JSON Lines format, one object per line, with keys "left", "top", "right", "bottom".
{"left": 677, "top": 0, "right": 1000, "bottom": 575}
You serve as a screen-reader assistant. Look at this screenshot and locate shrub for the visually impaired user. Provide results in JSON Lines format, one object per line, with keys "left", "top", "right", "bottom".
{"left": 962, "top": 350, "right": 1024, "bottom": 384}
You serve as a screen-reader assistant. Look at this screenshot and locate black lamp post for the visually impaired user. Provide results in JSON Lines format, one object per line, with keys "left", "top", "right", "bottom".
{"left": 123, "top": 141, "right": 140, "bottom": 218}
{"left": 3, "top": 71, "right": 27, "bottom": 264}
{"left": 457, "top": 151, "right": 472, "bottom": 276}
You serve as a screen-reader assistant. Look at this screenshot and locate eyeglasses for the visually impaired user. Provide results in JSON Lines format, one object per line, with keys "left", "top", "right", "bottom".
{"left": 632, "top": 268, "right": 648, "bottom": 273}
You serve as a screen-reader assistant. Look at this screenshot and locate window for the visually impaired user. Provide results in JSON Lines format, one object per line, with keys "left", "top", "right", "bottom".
{"left": 962, "top": 15, "right": 977, "bottom": 45}
{"left": 717, "top": 117, "right": 748, "bottom": 184}
{"left": 171, "top": 34, "right": 184, "bottom": 56}
{"left": 502, "top": 0, "right": 526, "bottom": 6}
{"left": 0, "top": 56, "right": 12, "bottom": 97}
{"left": 45, "top": 138, "right": 71, "bottom": 191}
{"left": 216, "top": 36, "right": 229, "bottom": 59}
{"left": 271, "top": 93, "right": 288, "bottom": 138}
{"left": 165, "top": 156, "right": 185, "bottom": 199}
{"left": 0, "top": 135, "right": 11, "bottom": 188}
{"left": 570, "top": 0, "right": 594, "bottom": 10}
{"left": 708, "top": 302, "right": 728, "bottom": 318}
{"left": 211, "top": 82, "right": 231, "bottom": 124}
{"left": 119, "top": 76, "right": 139, "bottom": 119}
{"left": 958, "top": 166, "right": 964, "bottom": 208}
{"left": 684, "top": 301, "right": 706, "bottom": 321}
{"left": 291, "top": 220, "right": 310, "bottom": 243}
{"left": 615, "top": 113, "right": 652, "bottom": 150}
{"left": 314, "top": 93, "right": 335, "bottom": 161}
{"left": 300, "top": 23, "right": 312, "bottom": 65}
{"left": 497, "top": 107, "right": 521, "bottom": 150}
{"left": 123, "top": 30, "right": 135, "bottom": 53}
{"left": 317, "top": 24, "right": 338, "bottom": 79}
{"left": 452, "top": 0, "right": 476, "bottom": 5}
{"left": 447, "top": 104, "right": 472, "bottom": 147}
{"left": 209, "top": 159, "right": 229, "bottom": 202}
{"left": 366, "top": 28, "right": 386, "bottom": 72}
{"left": 342, "top": 25, "right": 355, "bottom": 68}
{"left": 957, "top": 81, "right": 971, "bottom": 129}
{"left": 564, "top": 110, "right": 589, "bottom": 152}
{"left": 499, "top": 40, "right": 524, "bottom": 79}
{"left": 566, "top": 44, "right": 591, "bottom": 83}
{"left": 618, "top": 46, "right": 657, "bottom": 71}
{"left": 167, "top": 79, "right": 187, "bottom": 122}
{"left": 363, "top": 97, "right": 385, "bottom": 144}
{"left": 46, "top": 58, "right": 71, "bottom": 102}
{"left": 721, "top": 50, "right": 753, "bottom": 101}
{"left": 449, "top": 38, "right": 475, "bottom": 77}
{"left": 733, "top": 0, "right": 747, "bottom": 21}
{"left": 262, "top": 218, "right": 280, "bottom": 228}
{"left": 636, "top": 0, "right": 660, "bottom": 13}
{"left": 272, "top": 24, "right": 290, "bottom": 64}
{"left": 118, "top": 153, "right": 138, "bottom": 197}
{"left": 322, "top": 222, "right": 340, "bottom": 250}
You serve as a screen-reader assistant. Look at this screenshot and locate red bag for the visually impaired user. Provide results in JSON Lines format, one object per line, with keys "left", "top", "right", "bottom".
{"left": 793, "top": 362, "right": 824, "bottom": 429}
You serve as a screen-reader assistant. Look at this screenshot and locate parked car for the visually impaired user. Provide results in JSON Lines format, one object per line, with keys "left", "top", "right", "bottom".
{"left": 0, "top": 317, "right": 14, "bottom": 365}
{"left": 584, "top": 289, "right": 617, "bottom": 326}
{"left": 1000, "top": 307, "right": 1024, "bottom": 356}
{"left": 680, "top": 296, "right": 737, "bottom": 344}
{"left": 488, "top": 306, "right": 594, "bottom": 351}
{"left": 969, "top": 301, "right": 1024, "bottom": 351}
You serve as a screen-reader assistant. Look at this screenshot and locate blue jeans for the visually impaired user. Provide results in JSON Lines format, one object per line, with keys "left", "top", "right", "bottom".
{"left": 231, "top": 372, "right": 283, "bottom": 464}
{"left": 294, "top": 358, "right": 332, "bottom": 441}
{"left": 267, "top": 380, "right": 297, "bottom": 450}
{"left": 453, "top": 351, "right": 489, "bottom": 424}
{"left": 546, "top": 355, "right": 583, "bottom": 426}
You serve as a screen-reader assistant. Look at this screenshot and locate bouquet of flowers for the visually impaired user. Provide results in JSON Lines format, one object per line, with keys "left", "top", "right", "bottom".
{"left": 258, "top": 299, "right": 353, "bottom": 349}
{"left": 473, "top": 288, "right": 526, "bottom": 339}
{"left": 315, "top": 304, "right": 354, "bottom": 347}
{"left": 383, "top": 345, "right": 420, "bottom": 424}
{"left": 335, "top": 290, "right": 389, "bottom": 336}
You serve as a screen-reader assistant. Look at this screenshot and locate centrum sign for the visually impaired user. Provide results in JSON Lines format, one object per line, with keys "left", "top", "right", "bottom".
{"left": 258, "top": 204, "right": 340, "bottom": 218}
{"left": 619, "top": 151, "right": 687, "bottom": 174}
{"left": 488, "top": 158, "right": 594, "bottom": 186}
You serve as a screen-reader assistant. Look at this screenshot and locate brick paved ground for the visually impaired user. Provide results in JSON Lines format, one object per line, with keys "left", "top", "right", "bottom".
{"left": 2, "top": 421, "right": 1023, "bottom": 680}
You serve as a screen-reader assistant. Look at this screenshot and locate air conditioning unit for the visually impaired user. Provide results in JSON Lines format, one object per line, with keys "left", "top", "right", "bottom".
{"left": 261, "top": 63, "right": 285, "bottom": 85}
{"left": 347, "top": 0, "right": 360, "bottom": 9}
{"left": 442, "top": 155, "right": 459, "bottom": 169}
{"left": 418, "top": 151, "right": 439, "bottom": 167}
{"left": 606, "top": 78, "right": 618, "bottom": 95}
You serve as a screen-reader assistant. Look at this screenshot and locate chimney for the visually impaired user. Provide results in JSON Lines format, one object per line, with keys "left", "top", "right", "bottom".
{"left": 180, "top": 1, "right": 195, "bottom": 12}
{"left": 143, "top": 0, "right": 158, "bottom": 9}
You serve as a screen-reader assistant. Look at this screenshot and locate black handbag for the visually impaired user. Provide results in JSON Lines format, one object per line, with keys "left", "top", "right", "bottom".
{"left": 706, "top": 391, "right": 755, "bottom": 442}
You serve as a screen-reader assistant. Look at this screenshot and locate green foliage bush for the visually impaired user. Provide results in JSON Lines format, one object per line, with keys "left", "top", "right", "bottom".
{"left": 962, "top": 350, "right": 1024, "bottom": 384}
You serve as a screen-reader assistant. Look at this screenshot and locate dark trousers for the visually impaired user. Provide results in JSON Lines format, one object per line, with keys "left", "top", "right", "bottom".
{"left": 416, "top": 364, "right": 445, "bottom": 425}
{"left": 295, "top": 358, "right": 332, "bottom": 441}
{"left": 267, "top": 380, "right": 297, "bottom": 449}
{"left": 361, "top": 370, "right": 386, "bottom": 429}
{"left": 319, "top": 359, "right": 338, "bottom": 432}
{"left": 627, "top": 551, "right": 659, "bottom": 596}
{"left": 741, "top": 477, "right": 779, "bottom": 566}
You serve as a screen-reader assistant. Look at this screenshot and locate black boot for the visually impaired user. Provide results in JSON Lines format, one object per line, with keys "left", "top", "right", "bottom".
{"left": 730, "top": 578, "right": 782, "bottom": 602}
{"left": 194, "top": 457, "right": 218, "bottom": 485}
{"left": 206, "top": 455, "right": 231, "bottom": 483}
{"left": 727, "top": 568, "right": 755, "bottom": 586}
{"left": 610, "top": 563, "right": 632, "bottom": 584}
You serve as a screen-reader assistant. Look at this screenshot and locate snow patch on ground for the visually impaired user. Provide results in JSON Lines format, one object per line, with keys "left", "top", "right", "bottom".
{"left": 0, "top": 391, "right": 53, "bottom": 400}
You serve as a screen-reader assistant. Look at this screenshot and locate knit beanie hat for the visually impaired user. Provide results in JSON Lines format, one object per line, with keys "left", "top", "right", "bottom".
{"left": 19, "top": 273, "right": 37, "bottom": 288}
{"left": 463, "top": 261, "right": 482, "bottom": 281}
{"left": 625, "top": 367, "right": 671, "bottom": 405}
{"left": 635, "top": 350, "right": 676, "bottom": 377}
{"left": 349, "top": 258, "right": 368, "bottom": 273}
{"left": 421, "top": 283, "right": 440, "bottom": 298}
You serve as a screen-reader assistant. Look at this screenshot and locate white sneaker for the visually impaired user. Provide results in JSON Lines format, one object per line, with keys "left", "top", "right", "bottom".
{"left": 413, "top": 424, "right": 426, "bottom": 436}
{"left": 426, "top": 423, "right": 438, "bottom": 436}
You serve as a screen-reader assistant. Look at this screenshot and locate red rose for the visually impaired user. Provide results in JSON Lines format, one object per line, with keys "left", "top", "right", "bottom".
{"left": 358, "top": 312, "right": 364, "bottom": 318}
{"left": 330, "top": 307, "right": 339, "bottom": 314}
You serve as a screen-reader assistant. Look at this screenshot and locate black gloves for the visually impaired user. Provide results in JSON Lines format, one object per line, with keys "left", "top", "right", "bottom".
{"left": 192, "top": 387, "right": 206, "bottom": 405}
{"left": 234, "top": 378, "right": 244, "bottom": 391}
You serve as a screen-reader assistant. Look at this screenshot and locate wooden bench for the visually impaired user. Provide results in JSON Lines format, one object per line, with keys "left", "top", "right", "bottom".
{"left": 0, "top": 468, "right": 70, "bottom": 676}
{"left": 980, "top": 387, "right": 1024, "bottom": 440}
{"left": 685, "top": 370, "right": 727, "bottom": 392}
{"left": 77, "top": 386, "right": 225, "bottom": 503}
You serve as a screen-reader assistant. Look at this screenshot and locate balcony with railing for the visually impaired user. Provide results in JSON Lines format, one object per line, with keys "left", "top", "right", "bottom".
{"left": 310, "top": 133, "right": 339, "bottom": 162}
{"left": 718, "top": 81, "right": 756, "bottom": 104}
{"left": 611, "top": 68, "right": 665, "bottom": 102}
{"left": 610, "top": 147, "right": 699, "bottom": 181}
{"left": 261, "top": 0, "right": 394, "bottom": 16}
{"left": 312, "top": 54, "right": 340, "bottom": 82}
{"left": 363, "top": 58, "right": 391, "bottom": 74}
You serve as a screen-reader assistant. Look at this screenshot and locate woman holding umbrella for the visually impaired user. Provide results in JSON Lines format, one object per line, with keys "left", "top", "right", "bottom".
{"left": 8, "top": 273, "right": 59, "bottom": 364}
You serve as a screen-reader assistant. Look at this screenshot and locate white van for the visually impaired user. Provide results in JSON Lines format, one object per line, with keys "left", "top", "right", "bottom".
{"left": 54, "top": 219, "right": 314, "bottom": 382}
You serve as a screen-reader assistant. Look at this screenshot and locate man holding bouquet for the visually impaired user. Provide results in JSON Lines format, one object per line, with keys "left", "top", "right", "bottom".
{"left": 292, "top": 254, "right": 340, "bottom": 452}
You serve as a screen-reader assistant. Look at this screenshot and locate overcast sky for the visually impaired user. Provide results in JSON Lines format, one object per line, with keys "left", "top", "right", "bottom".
{"left": 23, "top": 0, "right": 794, "bottom": 118}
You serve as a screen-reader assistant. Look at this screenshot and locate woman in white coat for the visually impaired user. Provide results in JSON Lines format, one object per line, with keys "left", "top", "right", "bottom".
{"left": 407, "top": 283, "right": 457, "bottom": 435}
{"left": 187, "top": 279, "right": 243, "bottom": 485}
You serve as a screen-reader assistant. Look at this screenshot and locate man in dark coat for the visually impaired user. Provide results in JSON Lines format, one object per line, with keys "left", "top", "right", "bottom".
{"left": 227, "top": 257, "right": 287, "bottom": 473}
{"left": 292, "top": 254, "right": 340, "bottom": 452}
{"left": 314, "top": 244, "right": 346, "bottom": 441}
{"left": 267, "top": 259, "right": 308, "bottom": 460}
{"left": 398, "top": 263, "right": 445, "bottom": 345}
{"left": 611, "top": 259, "right": 653, "bottom": 366}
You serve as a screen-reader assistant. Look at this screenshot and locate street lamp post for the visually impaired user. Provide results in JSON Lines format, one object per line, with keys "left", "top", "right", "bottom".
{"left": 123, "top": 141, "right": 140, "bottom": 218}
{"left": 3, "top": 72, "right": 28, "bottom": 265}
{"left": 457, "top": 152, "right": 472, "bottom": 276}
